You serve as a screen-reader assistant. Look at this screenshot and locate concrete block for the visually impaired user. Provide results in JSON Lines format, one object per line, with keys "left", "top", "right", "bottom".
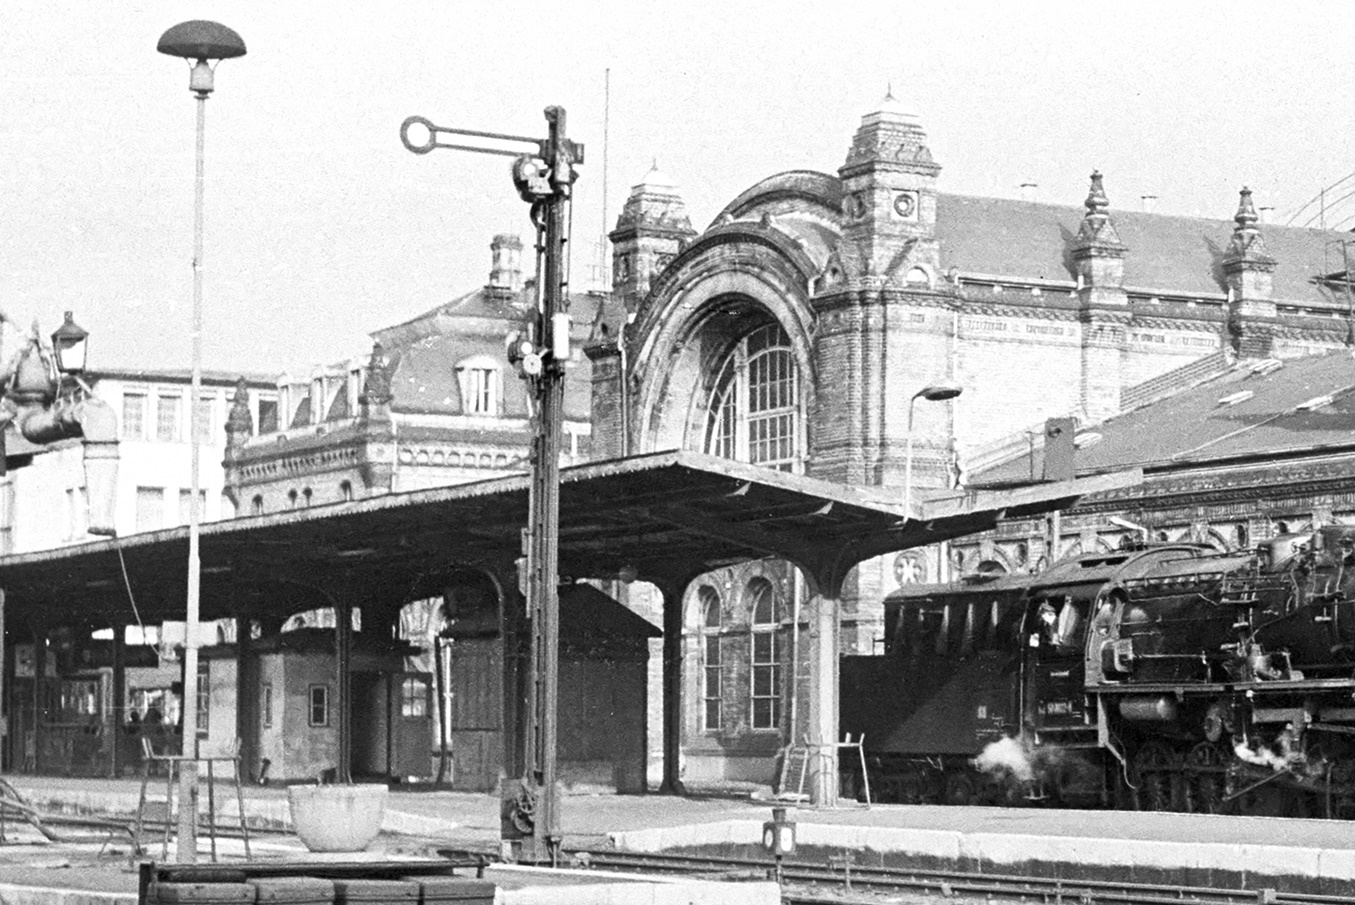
{"left": 485, "top": 865, "right": 779, "bottom": 905}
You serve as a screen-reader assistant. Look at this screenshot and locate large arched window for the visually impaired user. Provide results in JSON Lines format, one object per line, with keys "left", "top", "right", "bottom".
{"left": 706, "top": 323, "right": 802, "bottom": 472}
{"left": 747, "top": 578, "right": 781, "bottom": 730}
{"left": 698, "top": 586, "right": 722, "bottom": 732}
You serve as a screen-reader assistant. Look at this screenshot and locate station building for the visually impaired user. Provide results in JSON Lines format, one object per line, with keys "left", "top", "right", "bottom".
{"left": 7, "top": 91, "right": 1355, "bottom": 794}
{"left": 584, "top": 92, "right": 1355, "bottom": 785}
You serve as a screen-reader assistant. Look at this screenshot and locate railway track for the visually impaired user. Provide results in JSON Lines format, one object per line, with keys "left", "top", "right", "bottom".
{"left": 455, "top": 847, "right": 1355, "bottom": 905}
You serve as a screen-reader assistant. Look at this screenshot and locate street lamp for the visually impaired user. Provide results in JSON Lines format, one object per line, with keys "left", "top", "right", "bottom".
{"left": 903, "top": 381, "right": 963, "bottom": 517}
{"left": 157, "top": 18, "right": 246, "bottom": 865}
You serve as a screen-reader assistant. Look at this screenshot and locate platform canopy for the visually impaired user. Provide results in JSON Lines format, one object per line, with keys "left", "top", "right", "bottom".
{"left": 0, "top": 450, "right": 1140, "bottom": 626}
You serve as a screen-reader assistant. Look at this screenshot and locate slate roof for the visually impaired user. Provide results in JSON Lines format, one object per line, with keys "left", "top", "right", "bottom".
{"left": 975, "top": 350, "right": 1355, "bottom": 484}
{"left": 371, "top": 283, "right": 611, "bottom": 421}
{"left": 935, "top": 195, "right": 1350, "bottom": 306}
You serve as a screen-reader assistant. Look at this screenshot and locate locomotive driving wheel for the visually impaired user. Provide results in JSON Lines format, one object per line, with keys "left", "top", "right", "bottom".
{"left": 943, "top": 771, "right": 977, "bottom": 806}
{"left": 1131, "top": 741, "right": 1175, "bottom": 812}
{"left": 1184, "top": 741, "right": 1228, "bottom": 814}
{"left": 1329, "top": 760, "right": 1355, "bottom": 820}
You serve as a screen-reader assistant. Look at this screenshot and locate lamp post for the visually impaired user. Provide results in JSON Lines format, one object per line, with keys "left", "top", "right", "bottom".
{"left": 157, "top": 19, "right": 246, "bottom": 864}
{"left": 401, "top": 108, "right": 582, "bottom": 864}
{"left": 903, "top": 382, "right": 963, "bottom": 517}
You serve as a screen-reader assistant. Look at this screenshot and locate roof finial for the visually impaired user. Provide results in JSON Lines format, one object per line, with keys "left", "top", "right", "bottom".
{"left": 1234, "top": 186, "right": 1259, "bottom": 230}
{"left": 885, "top": 81, "right": 895, "bottom": 102}
{"left": 1085, "top": 170, "right": 1110, "bottom": 217}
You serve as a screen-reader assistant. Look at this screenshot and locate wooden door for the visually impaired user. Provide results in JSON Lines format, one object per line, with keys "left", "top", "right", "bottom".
{"left": 387, "top": 672, "right": 434, "bottom": 781}
{"left": 446, "top": 638, "right": 501, "bottom": 791}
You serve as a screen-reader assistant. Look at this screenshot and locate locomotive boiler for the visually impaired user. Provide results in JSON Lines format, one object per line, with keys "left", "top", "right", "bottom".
{"left": 841, "top": 525, "right": 1355, "bottom": 817}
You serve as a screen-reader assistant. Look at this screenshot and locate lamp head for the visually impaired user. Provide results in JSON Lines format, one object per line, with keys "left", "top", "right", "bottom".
{"left": 157, "top": 20, "right": 246, "bottom": 96}
{"left": 914, "top": 381, "right": 963, "bottom": 402}
{"left": 50, "top": 311, "right": 89, "bottom": 375}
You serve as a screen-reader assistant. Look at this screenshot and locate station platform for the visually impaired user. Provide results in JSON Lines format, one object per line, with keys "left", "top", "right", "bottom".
{"left": 0, "top": 774, "right": 1353, "bottom": 901}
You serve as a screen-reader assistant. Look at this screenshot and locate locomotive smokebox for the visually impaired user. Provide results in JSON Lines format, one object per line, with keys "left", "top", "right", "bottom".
{"left": 1118, "top": 695, "right": 1178, "bottom": 722}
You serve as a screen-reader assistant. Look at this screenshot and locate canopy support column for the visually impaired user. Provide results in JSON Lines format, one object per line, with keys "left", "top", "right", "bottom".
{"left": 659, "top": 582, "right": 685, "bottom": 795}
{"left": 806, "top": 588, "right": 840, "bottom": 807}
{"left": 110, "top": 622, "right": 125, "bottom": 778}
{"left": 335, "top": 599, "right": 353, "bottom": 784}
{"left": 33, "top": 627, "right": 46, "bottom": 774}
{"left": 235, "top": 616, "right": 258, "bottom": 783}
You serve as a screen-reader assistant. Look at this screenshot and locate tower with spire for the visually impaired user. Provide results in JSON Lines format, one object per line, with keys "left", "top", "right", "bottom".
{"left": 608, "top": 162, "right": 695, "bottom": 312}
{"left": 837, "top": 87, "right": 942, "bottom": 285}
{"left": 1222, "top": 186, "right": 1278, "bottom": 357}
{"left": 1070, "top": 171, "right": 1130, "bottom": 424}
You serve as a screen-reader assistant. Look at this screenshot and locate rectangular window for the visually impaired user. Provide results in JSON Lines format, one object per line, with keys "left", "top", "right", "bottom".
{"left": 261, "top": 682, "right": 273, "bottom": 728}
{"left": 308, "top": 685, "right": 329, "bottom": 727}
{"left": 122, "top": 392, "right": 148, "bottom": 440}
{"left": 258, "top": 397, "right": 278, "bottom": 434}
{"left": 703, "top": 634, "right": 721, "bottom": 731}
{"left": 401, "top": 677, "right": 428, "bottom": 717}
{"left": 178, "top": 489, "right": 207, "bottom": 525}
{"left": 194, "top": 395, "right": 214, "bottom": 444}
{"left": 751, "top": 631, "right": 781, "bottom": 730}
{"left": 156, "top": 394, "right": 181, "bottom": 442}
{"left": 457, "top": 367, "right": 498, "bottom": 416}
{"left": 195, "top": 665, "right": 209, "bottom": 736}
{"left": 135, "top": 486, "right": 165, "bottom": 532}
{"left": 60, "top": 679, "right": 100, "bottom": 719}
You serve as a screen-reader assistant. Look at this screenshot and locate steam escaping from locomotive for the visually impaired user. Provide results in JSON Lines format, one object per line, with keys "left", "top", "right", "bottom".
{"left": 975, "top": 737, "right": 1035, "bottom": 783}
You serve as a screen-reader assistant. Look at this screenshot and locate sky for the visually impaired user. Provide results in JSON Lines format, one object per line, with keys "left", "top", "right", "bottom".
{"left": 3, "top": 1, "right": 1354, "bottom": 376}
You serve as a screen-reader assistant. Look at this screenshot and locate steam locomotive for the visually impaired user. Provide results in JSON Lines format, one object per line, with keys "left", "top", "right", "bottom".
{"left": 840, "top": 525, "right": 1355, "bottom": 817}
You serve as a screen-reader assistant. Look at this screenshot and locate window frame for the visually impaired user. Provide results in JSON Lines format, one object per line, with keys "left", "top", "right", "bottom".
{"left": 195, "top": 663, "right": 209, "bottom": 737}
{"left": 705, "top": 323, "right": 803, "bottom": 473}
{"left": 122, "top": 391, "right": 148, "bottom": 440}
{"left": 155, "top": 393, "right": 182, "bottom": 443}
{"left": 401, "top": 676, "right": 429, "bottom": 718}
{"left": 456, "top": 358, "right": 501, "bottom": 417}
{"left": 308, "top": 684, "right": 330, "bottom": 727}
{"left": 698, "top": 585, "right": 722, "bottom": 733}
{"left": 748, "top": 578, "right": 782, "bottom": 731}
{"left": 261, "top": 681, "right": 273, "bottom": 728}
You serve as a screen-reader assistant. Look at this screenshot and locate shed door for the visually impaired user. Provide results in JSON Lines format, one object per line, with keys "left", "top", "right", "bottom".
{"left": 388, "top": 673, "right": 434, "bottom": 780}
{"left": 446, "top": 638, "right": 501, "bottom": 792}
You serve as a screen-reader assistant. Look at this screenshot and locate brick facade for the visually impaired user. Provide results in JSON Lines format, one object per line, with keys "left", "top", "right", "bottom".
{"left": 587, "top": 93, "right": 1355, "bottom": 785}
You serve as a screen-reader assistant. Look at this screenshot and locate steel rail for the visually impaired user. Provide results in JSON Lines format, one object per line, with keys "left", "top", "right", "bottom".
{"left": 540, "top": 847, "right": 1355, "bottom": 905}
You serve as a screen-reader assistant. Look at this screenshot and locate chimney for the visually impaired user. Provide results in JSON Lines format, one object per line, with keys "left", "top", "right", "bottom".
{"left": 1258, "top": 205, "right": 1274, "bottom": 224}
{"left": 488, "top": 234, "right": 523, "bottom": 292}
{"left": 1020, "top": 181, "right": 1038, "bottom": 202}
{"left": 1140, "top": 194, "right": 1158, "bottom": 213}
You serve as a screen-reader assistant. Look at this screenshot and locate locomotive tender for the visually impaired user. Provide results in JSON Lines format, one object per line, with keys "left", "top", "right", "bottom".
{"left": 841, "top": 525, "right": 1355, "bottom": 817}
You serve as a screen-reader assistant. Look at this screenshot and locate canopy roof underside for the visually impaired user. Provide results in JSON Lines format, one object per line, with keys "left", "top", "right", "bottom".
{"left": 0, "top": 450, "right": 1137, "bottom": 628}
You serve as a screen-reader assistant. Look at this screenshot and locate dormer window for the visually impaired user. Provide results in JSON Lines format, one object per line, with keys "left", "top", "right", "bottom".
{"left": 456, "top": 359, "right": 500, "bottom": 416}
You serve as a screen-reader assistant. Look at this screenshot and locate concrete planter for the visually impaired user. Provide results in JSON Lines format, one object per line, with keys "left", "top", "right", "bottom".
{"left": 287, "top": 784, "right": 388, "bottom": 852}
